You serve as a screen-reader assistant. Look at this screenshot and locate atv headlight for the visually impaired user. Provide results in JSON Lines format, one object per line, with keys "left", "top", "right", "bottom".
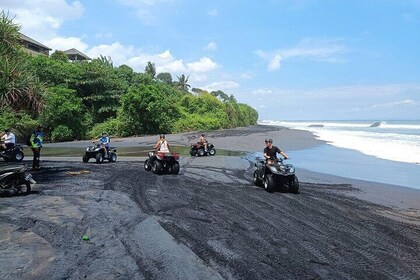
{"left": 289, "top": 167, "right": 295, "bottom": 173}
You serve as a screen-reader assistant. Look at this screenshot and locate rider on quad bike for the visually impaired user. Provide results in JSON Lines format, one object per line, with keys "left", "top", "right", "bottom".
{"left": 153, "top": 134, "right": 170, "bottom": 153}
{"left": 263, "top": 138, "right": 289, "bottom": 166}
{"left": 189, "top": 133, "right": 216, "bottom": 156}
{"left": 96, "top": 132, "right": 110, "bottom": 157}
{"left": 144, "top": 135, "right": 180, "bottom": 174}
{"left": 0, "top": 128, "right": 24, "bottom": 162}
{"left": 253, "top": 139, "right": 299, "bottom": 193}
{"left": 1, "top": 128, "right": 15, "bottom": 151}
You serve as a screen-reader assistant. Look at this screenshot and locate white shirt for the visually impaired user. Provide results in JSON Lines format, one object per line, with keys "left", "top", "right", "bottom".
{"left": 2, "top": 132, "right": 15, "bottom": 144}
{"left": 159, "top": 140, "right": 170, "bottom": 153}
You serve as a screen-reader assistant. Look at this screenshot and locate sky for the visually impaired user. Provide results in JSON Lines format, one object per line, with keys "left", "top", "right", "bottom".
{"left": 1, "top": 0, "right": 419, "bottom": 120}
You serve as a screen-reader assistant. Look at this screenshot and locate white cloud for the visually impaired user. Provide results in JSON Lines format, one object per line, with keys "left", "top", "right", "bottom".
{"left": 268, "top": 54, "right": 282, "bottom": 71}
{"left": 203, "top": 41, "right": 218, "bottom": 51}
{"left": 95, "top": 32, "right": 113, "bottom": 39}
{"left": 202, "top": 81, "right": 240, "bottom": 92}
{"left": 253, "top": 89, "right": 273, "bottom": 95}
{"left": 371, "top": 99, "right": 416, "bottom": 109}
{"left": 256, "top": 38, "right": 348, "bottom": 71}
{"left": 116, "top": 0, "right": 173, "bottom": 25}
{"left": 47, "top": 36, "right": 88, "bottom": 52}
{"left": 87, "top": 42, "right": 135, "bottom": 66}
{"left": 0, "top": 0, "right": 84, "bottom": 41}
{"left": 239, "top": 72, "right": 254, "bottom": 80}
{"left": 186, "top": 57, "right": 219, "bottom": 73}
{"left": 208, "top": 9, "right": 218, "bottom": 16}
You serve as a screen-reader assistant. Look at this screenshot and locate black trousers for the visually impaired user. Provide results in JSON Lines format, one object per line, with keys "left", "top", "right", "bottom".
{"left": 31, "top": 147, "right": 41, "bottom": 168}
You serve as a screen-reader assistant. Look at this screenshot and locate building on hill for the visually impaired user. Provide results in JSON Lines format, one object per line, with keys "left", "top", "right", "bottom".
{"left": 63, "top": 48, "right": 91, "bottom": 62}
{"left": 19, "top": 33, "right": 51, "bottom": 56}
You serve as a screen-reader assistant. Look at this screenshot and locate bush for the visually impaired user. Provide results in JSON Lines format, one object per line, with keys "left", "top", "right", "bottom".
{"left": 0, "top": 109, "right": 38, "bottom": 142}
{"left": 39, "top": 86, "right": 86, "bottom": 140}
{"left": 88, "top": 118, "right": 122, "bottom": 139}
{"left": 51, "top": 125, "right": 73, "bottom": 142}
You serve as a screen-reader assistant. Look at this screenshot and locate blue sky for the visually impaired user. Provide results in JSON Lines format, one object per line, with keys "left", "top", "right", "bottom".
{"left": 1, "top": 0, "right": 419, "bottom": 120}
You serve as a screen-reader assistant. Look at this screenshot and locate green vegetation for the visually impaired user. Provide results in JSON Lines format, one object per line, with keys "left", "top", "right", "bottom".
{"left": 0, "top": 11, "right": 258, "bottom": 142}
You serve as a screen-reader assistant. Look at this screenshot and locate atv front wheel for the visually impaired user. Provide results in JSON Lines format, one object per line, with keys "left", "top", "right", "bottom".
{"left": 144, "top": 159, "right": 152, "bottom": 171}
{"left": 189, "top": 150, "right": 196, "bottom": 156}
{"left": 152, "top": 160, "right": 162, "bottom": 174}
{"left": 171, "top": 161, "right": 180, "bottom": 175}
{"left": 96, "top": 153, "right": 104, "bottom": 164}
{"left": 14, "top": 151, "right": 24, "bottom": 162}
{"left": 209, "top": 149, "right": 216, "bottom": 156}
{"left": 82, "top": 155, "right": 89, "bottom": 163}
{"left": 288, "top": 176, "right": 300, "bottom": 194}
{"left": 109, "top": 153, "right": 117, "bottom": 162}
{"left": 197, "top": 149, "right": 205, "bottom": 157}
{"left": 264, "top": 174, "right": 276, "bottom": 193}
{"left": 253, "top": 170, "right": 262, "bottom": 186}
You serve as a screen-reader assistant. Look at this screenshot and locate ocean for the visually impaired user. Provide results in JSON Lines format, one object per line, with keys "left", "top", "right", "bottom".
{"left": 259, "top": 120, "right": 420, "bottom": 189}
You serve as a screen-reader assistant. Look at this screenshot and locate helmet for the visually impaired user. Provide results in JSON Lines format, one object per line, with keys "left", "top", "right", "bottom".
{"left": 160, "top": 134, "right": 165, "bottom": 139}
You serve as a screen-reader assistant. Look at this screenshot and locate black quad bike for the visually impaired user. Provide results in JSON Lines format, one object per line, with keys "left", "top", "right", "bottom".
{"left": 144, "top": 151, "right": 180, "bottom": 175}
{"left": 0, "top": 144, "right": 24, "bottom": 162}
{"left": 82, "top": 142, "right": 117, "bottom": 163}
{"left": 0, "top": 165, "right": 35, "bottom": 196}
{"left": 189, "top": 142, "right": 216, "bottom": 157}
{"left": 253, "top": 157, "right": 299, "bottom": 193}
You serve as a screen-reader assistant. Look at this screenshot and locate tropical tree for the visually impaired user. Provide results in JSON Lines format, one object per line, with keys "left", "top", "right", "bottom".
{"left": 156, "top": 72, "right": 172, "bottom": 85}
{"left": 0, "top": 11, "right": 44, "bottom": 113}
{"left": 144, "top": 61, "right": 156, "bottom": 78}
{"left": 50, "top": 50, "right": 69, "bottom": 62}
{"left": 176, "top": 74, "right": 190, "bottom": 92}
{"left": 95, "top": 54, "right": 113, "bottom": 68}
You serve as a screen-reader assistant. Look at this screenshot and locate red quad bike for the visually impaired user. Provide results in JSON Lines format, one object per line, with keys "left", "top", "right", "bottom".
{"left": 144, "top": 151, "right": 180, "bottom": 175}
{"left": 189, "top": 142, "right": 216, "bottom": 157}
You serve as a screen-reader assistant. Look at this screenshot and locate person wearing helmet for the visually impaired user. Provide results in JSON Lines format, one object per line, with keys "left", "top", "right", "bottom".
{"left": 1, "top": 128, "right": 16, "bottom": 152}
{"left": 95, "top": 132, "right": 110, "bottom": 157}
{"left": 154, "top": 134, "right": 170, "bottom": 153}
{"left": 198, "top": 133, "right": 208, "bottom": 152}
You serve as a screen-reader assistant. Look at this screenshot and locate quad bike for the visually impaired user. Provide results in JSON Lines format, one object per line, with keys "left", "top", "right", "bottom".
{"left": 144, "top": 151, "right": 180, "bottom": 175}
{"left": 0, "top": 165, "right": 35, "bottom": 196}
{"left": 82, "top": 142, "right": 117, "bottom": 163}
{"left": 253, "top": 157, "right": 299, "bottom": 193}
{"left": 189, "top": 142, "right": 216, "bottom": 157}
{"left": 0, "top": 143, "right": 24, "bottom": 162}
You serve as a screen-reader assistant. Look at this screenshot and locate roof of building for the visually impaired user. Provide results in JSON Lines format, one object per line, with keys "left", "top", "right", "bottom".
{"left": 63, "top": 48, "right": 91, "bottom": 60}
{"left": 19, "top": 33, "right": 51, "bottom": 50}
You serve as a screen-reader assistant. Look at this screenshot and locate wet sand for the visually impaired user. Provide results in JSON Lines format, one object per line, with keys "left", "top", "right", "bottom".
{"left": 1, "top": 125, "right": 419, "bottom": 279}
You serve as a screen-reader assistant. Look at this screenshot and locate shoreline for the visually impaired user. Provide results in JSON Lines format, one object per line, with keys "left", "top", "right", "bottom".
{"left": 38, "top": 124, "right": 419, "bottom": 210}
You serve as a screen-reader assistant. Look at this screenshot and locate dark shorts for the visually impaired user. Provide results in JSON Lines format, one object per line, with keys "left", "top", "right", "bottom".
{"left": 5, "top": 143, "right": 14, "bottom": 149}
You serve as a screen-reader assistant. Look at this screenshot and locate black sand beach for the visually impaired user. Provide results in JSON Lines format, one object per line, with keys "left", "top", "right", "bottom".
{"left": 1, "top": 125, "right": 419, "bottom": 279}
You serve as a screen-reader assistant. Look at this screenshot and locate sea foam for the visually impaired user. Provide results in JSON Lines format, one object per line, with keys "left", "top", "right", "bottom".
{"left": 260, "top": 120, "right": 420, "bottom": 164}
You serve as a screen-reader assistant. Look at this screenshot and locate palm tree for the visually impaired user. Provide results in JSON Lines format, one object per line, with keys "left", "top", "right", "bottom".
{"left": 176, "top": 74, "right": 190, "bottom": 92}
{"left": 144, "top": 61, "right": 156, "bottom": 78}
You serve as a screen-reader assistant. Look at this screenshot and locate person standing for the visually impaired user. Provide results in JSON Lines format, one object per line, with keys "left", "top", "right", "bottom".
{"left": 30, "top": 125, "right": 44, "bottom": 170}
